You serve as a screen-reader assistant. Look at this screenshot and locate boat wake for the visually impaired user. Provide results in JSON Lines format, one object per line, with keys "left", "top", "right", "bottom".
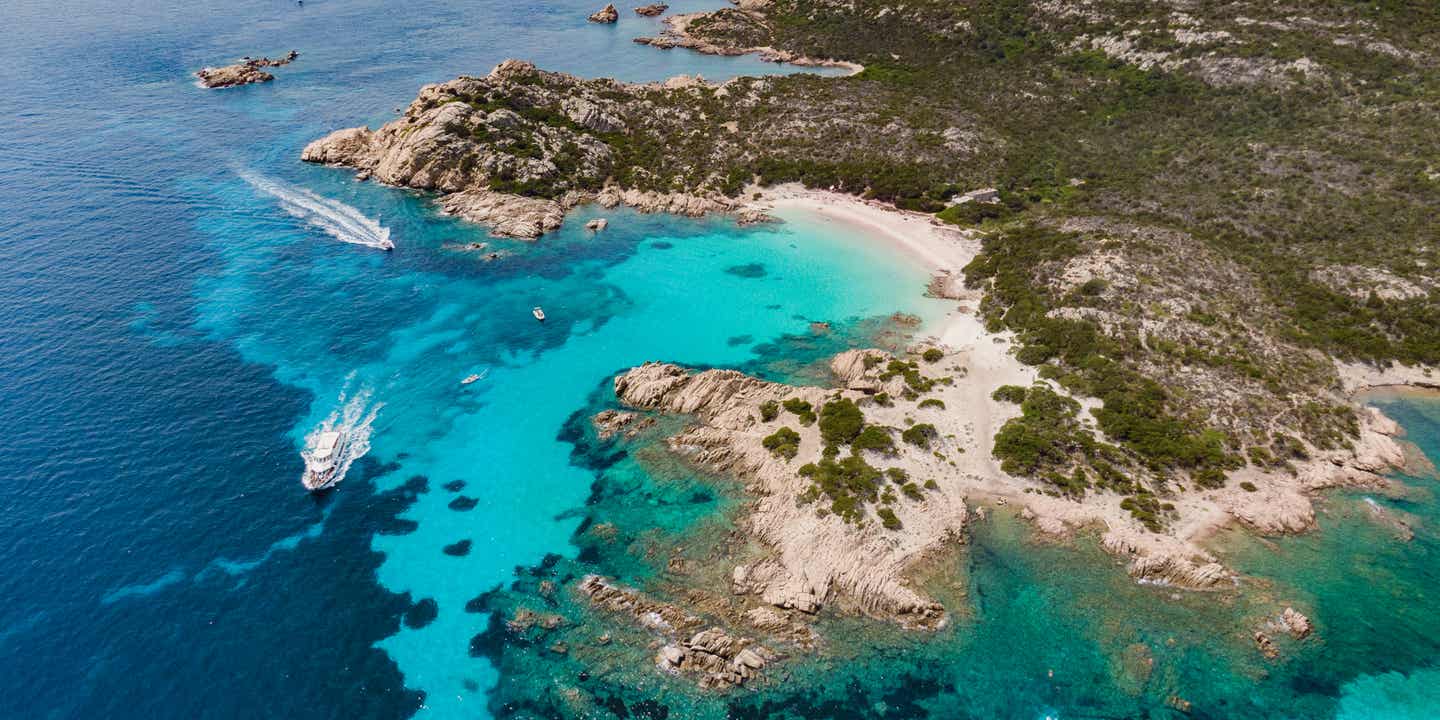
{"left": 241, "top": 171, "right": 394, "bottom": 250}
{"left": 301, "top": 383, "right": 382, "bottom": 489}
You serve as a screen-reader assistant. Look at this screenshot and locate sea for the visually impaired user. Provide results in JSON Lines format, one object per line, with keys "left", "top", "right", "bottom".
{"left": 1, "top": 1, "right": 1437, "bottom": 718}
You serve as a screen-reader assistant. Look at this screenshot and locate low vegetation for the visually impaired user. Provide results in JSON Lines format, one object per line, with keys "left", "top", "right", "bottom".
{"left": 762, "top": 426, "right": 801, "bottom": 460}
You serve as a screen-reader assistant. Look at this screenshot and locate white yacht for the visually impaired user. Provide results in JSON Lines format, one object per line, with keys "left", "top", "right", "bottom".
{"left": 532, "top": 306, "right": 546, "bottom": 321}
{"left": 301, "top": 430, "right": 347, "bottom": 491}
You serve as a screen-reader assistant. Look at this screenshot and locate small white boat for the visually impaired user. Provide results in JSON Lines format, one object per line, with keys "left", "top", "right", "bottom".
{"left": 532, "top": 306, "right": 546, "bottom": 322}
{"left": 301, "top": 430, "right": 348, "bottom": 491}
{"left": 461, "top": 373, "right": 481, "bottom": 385}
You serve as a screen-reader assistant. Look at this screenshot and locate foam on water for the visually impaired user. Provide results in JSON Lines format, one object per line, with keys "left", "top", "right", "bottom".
{"left": 241, "top": 171, "right": 395, "bottom": 251}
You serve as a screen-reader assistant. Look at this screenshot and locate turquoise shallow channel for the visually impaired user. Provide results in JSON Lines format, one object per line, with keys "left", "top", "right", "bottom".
{"left": 1, "top": 0, "right": 1438, "bottom": 718}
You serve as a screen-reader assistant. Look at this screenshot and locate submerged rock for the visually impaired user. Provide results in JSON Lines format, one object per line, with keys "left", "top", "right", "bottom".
{"left": 591, "top": 409, "right": 654, "bottom": 439}
{"left": 585, "top": 218, "right": 609, "bottom": 232}
{"left": 635, "top": 4, "right": 669, "bottom": 17}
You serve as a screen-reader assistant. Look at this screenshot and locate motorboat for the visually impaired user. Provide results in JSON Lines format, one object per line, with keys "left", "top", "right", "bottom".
{"left": 532, "top": 306, "right": 546, "bottom": 321}
{"left": 301, "top": 430, "right": 347, "bottom": 491}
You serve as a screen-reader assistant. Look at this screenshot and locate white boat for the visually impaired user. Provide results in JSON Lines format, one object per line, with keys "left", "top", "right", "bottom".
{"left": 461, "top": 373, "right": 481, "bottom": 385}
{"left": 301, "top": 430, "right": 348, "bottom": 491}
{"left": 532, "top": 306, "right": 546, "bottom": 321}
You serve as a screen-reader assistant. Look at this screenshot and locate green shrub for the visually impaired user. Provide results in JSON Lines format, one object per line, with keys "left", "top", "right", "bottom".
{"left": 901, "top": 482, "right": 925, "bottom": 501}
{"left": 923, "top": 479, "right": 940, "bottom": 490}
{"left": 992, "top": 385, "right": 1028, "bottom": 403}
{"left": 852, "top": 425, "right": 896, "bottom": 454}
{"left": 885, "top": 467, "right": 908, "bottom": 483}
{"left": 873, "top": 392, "right": 893, "bottom": 407}
{"left": 759, "top": 400, "right": 779, "bottom": 422}
{"left": 918, "top": 398, "right": 946, "bottom": 410}
{"left": 901, "top": 423, "right": 937, "bottom": 448}
{"left": 798, "top": 454, "right": 883, "bottom": 523}
{"left": 1239, "top": 481, "right": 1258, "bottom": 492}
{"left": 1079, "top": 278, "right": 1109, "bottom": 296}
{"left": 819, "top": 398, "right": 865, "bottom": 444}
{"left": 783, "top": 398, "right": 817, "bottom": 425}
{"left": 1120, "top": 493, "right": 1167, "bottom": 533}
{"left": 1192, "top": 467, "right": 1227, "bottom": 489}
{"left": 922, "top": 348, "right": 944, "bottom": 363}
{"left": 937, "top": 200, "right": 1011, "bottom": 226}
{"left": 877, "top": 507, "right": 903, "bottom": 530}
{"left": 880, "top": 360, "right": 935, "bottom": 392}
{"left": 762, "top": 426, "right": 802, "bottom": 459}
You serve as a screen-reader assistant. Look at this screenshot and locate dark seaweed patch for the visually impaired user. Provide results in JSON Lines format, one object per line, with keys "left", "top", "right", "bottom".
{"left": 726, "top": 334, "right": 753, "bottom": 347}
{"left": 465, "top": 584, "right": 503, "bottom": 613}
{"left": 443, "top": 479, "right": 467, "bottom": 492}
{"left": 449, "top": 496, "right": 479, "bottom": 511}
{"left": 377, "top": 518, "right": 419, "bottom": 536}
{"left": 443, "top": 539, "right": 473, "bottom": 556}
{"left": 724, "top": 262, "right": 767, "bottom": 278}
{"left": 403, "top": 597, "right": 438, "bottom": 629}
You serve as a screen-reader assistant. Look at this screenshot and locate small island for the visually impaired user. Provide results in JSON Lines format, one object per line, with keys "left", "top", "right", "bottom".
{"left": 195, "top": 50, "right": 299, "bottom": 88}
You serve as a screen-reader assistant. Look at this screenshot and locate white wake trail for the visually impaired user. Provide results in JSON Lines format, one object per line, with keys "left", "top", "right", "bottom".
{"left": 301, "top": 381, "right": 383, "bottom": 488}
{"left": 241, "top": 171, "right": 394, "bottom": 250}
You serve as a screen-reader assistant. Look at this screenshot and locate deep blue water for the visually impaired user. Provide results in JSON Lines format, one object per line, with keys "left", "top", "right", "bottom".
{"left": 3, "top": 1, "right": 1439, "bottom": 718}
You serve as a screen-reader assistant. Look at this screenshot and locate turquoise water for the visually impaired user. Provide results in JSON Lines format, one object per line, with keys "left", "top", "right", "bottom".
{"left": 194, "top": 190, "right": 944, "bottom": 715}
{"left": 3, "top": 0, "right": 1440, "bottom": 717}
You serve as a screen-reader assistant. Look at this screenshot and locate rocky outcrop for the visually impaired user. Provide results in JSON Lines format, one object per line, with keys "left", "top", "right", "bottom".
{"left": 300, "top": 60, "right": 766, "bottom": 238}
{"left": 1254, "top": 606, "right": 1315, "bottom": 659}
{"left": 438, "top": 189, "right": 566, "bottom": 239}
{"left": 300, "top": 65, "right": 615, "bottom": 195}
{"left": 588, "top": 3, "right": 619, "bottom": 22}
{"left": 1101, "top": 529, "right": 1232, "bottom": 589}
{"left": 596, "top": 187, "right": 735, "bottom": 217}
{"left": 585, "top": 218, "right": 609, "bottom": 232}
{"left": 634, "top": 3, "right": 669, "bottom": 17}
{"left": 829, "top": 348, "right": 908, "bottom": 396}
{"left": 612, "top": 361, "right": 963, "bottom": 629}
{"left": 735, "top": 207, "right": 779, "bottom": 226}
{"left": 1281, "top": 607, "right": 1313, "bottom": 639}
{"left": 195, "top": 51, "right": 299, "bottom": 88}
